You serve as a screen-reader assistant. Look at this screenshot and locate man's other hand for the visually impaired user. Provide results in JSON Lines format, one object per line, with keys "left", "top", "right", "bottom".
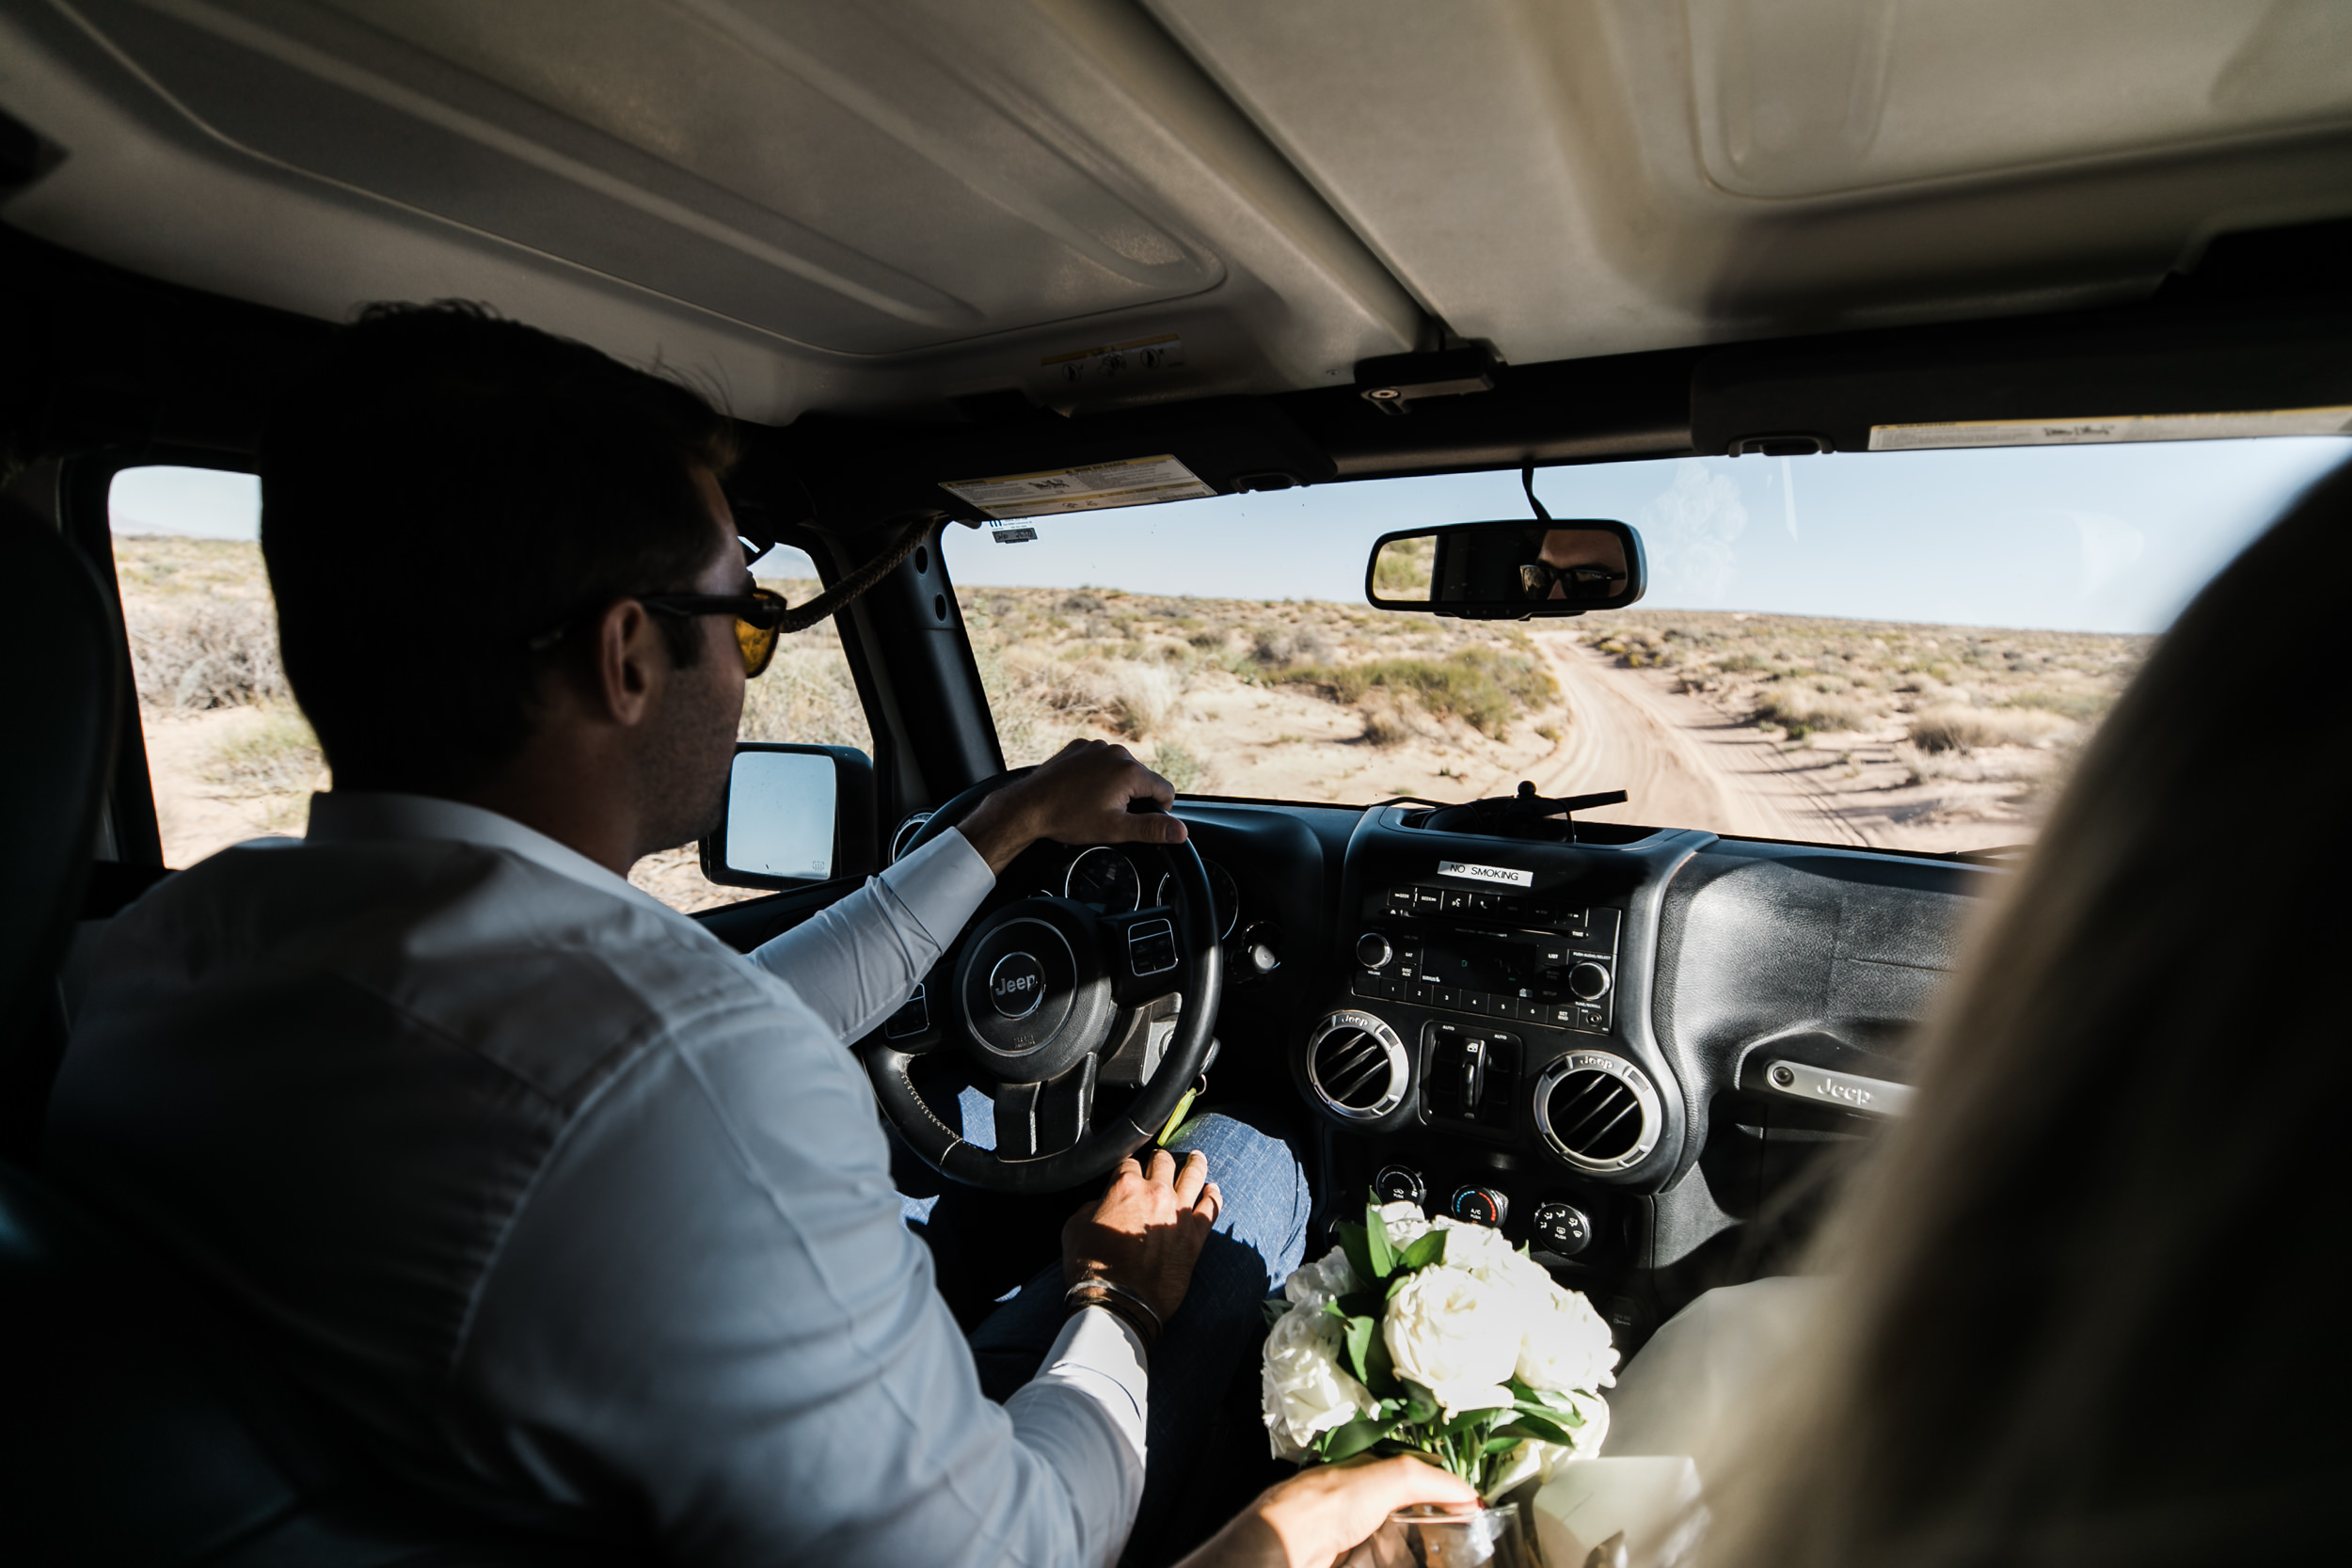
{"left": 1062, "top": 1148, "right": 1219, "bottom": 1326}
{"left": 959, "top": 739, "right": 1189, "bottom": 875}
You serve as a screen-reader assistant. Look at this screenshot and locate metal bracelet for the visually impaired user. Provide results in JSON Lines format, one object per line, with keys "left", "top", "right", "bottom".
{"left": 1062, "top": 1277, "right": 1165, "bottom": 1336}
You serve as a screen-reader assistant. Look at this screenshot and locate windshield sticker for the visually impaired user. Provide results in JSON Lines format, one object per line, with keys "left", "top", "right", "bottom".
{"left": 988, "top": 524, "right": 1039, "bottom": 544}
{"left": 941, "top": 454, "right": 1216, "bottom": 520}
{"left": 1042, "top": 333, "right": 1184, "bottom": 384}
{"left": 1437, "top": 860, "right": 1534, "bottom": 888}
{"left": 1867, "top": 405, "right": 2352, "bottom": 451}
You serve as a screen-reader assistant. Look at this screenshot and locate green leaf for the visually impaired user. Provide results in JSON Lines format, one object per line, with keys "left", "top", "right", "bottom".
{"left": 1442, "top": 1406, "right": 1502, "bottom": 1440}
{"left": 1482, "top": 1434, "right": 1525, "bottom": 1456}
{"left": 1318, "top": 1415, "right": 1390, "bottom": 1463}
{"left": 1504, "top": 1410, "right": 1575, "bottom": 1446}
{"left": 1321, "top": 1299, "right": 1347, "bottom": 1323}
{"left": 1335, "top": 1223, "right": 1375, "bottom": 1290}
{"left": 1342, "top": 1314, "right": 1377, "bottom": 1386}
{"left": 1363, "top": 1201, "right": 1398, "bottom": 1278}
{"left": 1398, "top": 1229, "right": 1448, "bottom": 1272}
{"left": 1334, "top": 1290, "right": 1384, "bottom": 1322}
{"left": 1361, "top": 1323, "right": 1397, "bottom": 1394}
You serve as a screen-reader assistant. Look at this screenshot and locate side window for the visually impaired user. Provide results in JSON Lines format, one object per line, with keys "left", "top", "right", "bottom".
{"left": 106, "top": 468, "right": 874, "bottom": 912}
{"left": 107, "top": 466, "right": 314, "bottom": 867}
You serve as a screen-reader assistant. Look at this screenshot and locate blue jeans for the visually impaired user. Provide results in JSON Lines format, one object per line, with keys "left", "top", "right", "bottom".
{"left": 961, "top": 1112, "right": 1310, "bottom": 1560}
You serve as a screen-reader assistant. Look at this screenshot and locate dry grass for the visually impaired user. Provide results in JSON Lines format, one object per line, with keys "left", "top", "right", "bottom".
{"left": 955, "top": 585, "right": 1563, "bottom": 774}
{"left": 1906, "top": 705, "right": 2074, "bottom": 753}
{"left": 201, "top": 705, "right": 325, "bottom": 797}
{"left": 111, "top": 535, "right": 290, "bottom": 713}
{"left": 1751, "top": 684, "right": 1881, "bottom": 740}
{"left": 738, "top": 577, "right": 873, "bottom": 752}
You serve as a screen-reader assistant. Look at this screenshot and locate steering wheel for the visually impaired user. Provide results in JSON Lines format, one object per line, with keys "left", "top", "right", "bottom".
{"left": 861, "top": 768, "right": 1223, "bottom": 1193}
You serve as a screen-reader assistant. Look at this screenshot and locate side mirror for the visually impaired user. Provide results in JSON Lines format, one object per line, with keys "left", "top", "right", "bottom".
{"left": 700, "top": 743, "right": 879, "bottom": 890}
{"left": 1366, "top": 519, "right": 1647, "bottom": 618}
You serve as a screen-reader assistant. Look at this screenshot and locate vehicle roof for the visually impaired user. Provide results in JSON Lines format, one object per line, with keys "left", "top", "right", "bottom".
{"left": 6, "top": 1, "right": 2352, "bottom": 511}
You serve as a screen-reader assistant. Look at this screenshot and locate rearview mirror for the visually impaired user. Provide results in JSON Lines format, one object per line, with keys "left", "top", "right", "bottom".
{"left": 1365, "top": 519, "right": 1646, "bottom": 618}
{"left": 700, "top": 743, "right": 878, "bottom": 890}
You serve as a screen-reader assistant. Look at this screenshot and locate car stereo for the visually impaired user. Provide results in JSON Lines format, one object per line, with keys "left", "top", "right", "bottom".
{"left": 1349, "top": 881, "right": 1622, "bottom": 1036}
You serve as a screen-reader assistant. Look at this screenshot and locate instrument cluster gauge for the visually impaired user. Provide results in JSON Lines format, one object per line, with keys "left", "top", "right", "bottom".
{"left": 887, "top": 811, "right": 934, "bottom": 864}
{"left": 1156, "top": 861, "right": 1241, "bottom": 941}
{"left": 1063, "top": 847, "right": 1142, "bottom": 913}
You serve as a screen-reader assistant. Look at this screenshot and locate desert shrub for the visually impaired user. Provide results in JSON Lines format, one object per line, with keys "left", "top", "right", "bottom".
{"left": 1908, "top": 705, "right": 2072, "bottom": 752}
{"left": 202, "top": 705, "right": 324, "bottom": 797}
{"left": 127, "top": 595, "right": 287, "bottom": 711}
{"left": 1372, "top": 534, "right": 1435, "bottom": 597}
{"left": 2002, "top": 689, "right": 2112, "bottom": 722}
{"left": 1102, "top": 661, "right": 1182, "bottom": 737}
{"left": 1250, "top": 625, "right": 1332, "bottom": 668}
{"left": 1359, "top": 692, "right": 1415, "bottom": 749}
{"left": 1151, "top": 741, "right": 1205, "bottom": 794}
{"left": 1753, "top": 684, "right": 1876, "bottom": 738}
{"left": 1278, "top": 647, "right": 1556, "bottom": 738}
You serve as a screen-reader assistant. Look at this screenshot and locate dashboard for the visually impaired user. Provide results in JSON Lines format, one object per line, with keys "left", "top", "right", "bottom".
{"left": 1169, "top": 798, "right": 1994, "bottom": 1346}
{"left": 738, "top": 793, "right": 1997, "bottom": 1353}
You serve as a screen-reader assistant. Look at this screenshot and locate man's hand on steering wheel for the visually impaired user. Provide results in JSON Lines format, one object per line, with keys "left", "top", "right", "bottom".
{"left": 957, "top": 739, "right": 1191, "bottom": 874}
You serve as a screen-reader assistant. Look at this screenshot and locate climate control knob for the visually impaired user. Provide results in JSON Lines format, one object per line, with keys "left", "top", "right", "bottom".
{"left": 1355, "top": 932, "right": 1393, "bottom": 970}
{"left": 1373, "top": 1164, "right": 1426, "bottom": 1207}
{"left": 1448, "top": 1184, "right": 1509, "bottom": 1227}
{"left": 1532, "top": 1199, "right": 1594, "bottom": 1257}
{"left": 1567, "top": 961, "right": 1612, "bottom": 1001}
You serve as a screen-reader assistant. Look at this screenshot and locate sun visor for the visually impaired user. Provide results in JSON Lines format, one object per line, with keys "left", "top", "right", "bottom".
{"left": 761, "top": 396, "right": 1337, "bottom": 529}
{"left": 1691, "top": 307, "right": 2352, "bottom": 457}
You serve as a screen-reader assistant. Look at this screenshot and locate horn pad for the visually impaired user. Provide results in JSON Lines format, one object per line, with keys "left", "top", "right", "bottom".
{"left": 955, "top": 898, "right": 1114, "bottom": 1083}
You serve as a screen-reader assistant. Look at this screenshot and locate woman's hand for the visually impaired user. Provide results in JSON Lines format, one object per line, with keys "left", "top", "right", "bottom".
{"left": 1173, "top": 1456, "right": 1480, "bottom": 1568}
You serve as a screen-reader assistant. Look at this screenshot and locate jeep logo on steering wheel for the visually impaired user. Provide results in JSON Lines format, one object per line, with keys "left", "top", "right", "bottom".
{"left": 987, "top": 952, "right": 1047, "bottom": 1020}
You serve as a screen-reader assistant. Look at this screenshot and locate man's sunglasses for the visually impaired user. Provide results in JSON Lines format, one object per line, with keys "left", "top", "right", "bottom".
{"left": 1518, "top": 561, "right": 1627, "bottom": 599}
{"left": 639, "top": 589, "right": 790, "bottom": 677}
{"left": 528, "top": 587, "right": 791, "bottom": 678}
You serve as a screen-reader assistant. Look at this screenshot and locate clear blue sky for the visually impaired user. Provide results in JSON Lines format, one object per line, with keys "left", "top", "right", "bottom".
{"left": 113, "top": 437, "right": 2351, "bottom": 635}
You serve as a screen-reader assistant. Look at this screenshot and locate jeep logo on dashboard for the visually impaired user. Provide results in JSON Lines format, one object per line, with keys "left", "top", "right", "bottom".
{"left": 988, "top": 952, "right": 1047, "bottom": 1020}
{"left": 1437, "top": 860, "right": 1534, "bottom": 889}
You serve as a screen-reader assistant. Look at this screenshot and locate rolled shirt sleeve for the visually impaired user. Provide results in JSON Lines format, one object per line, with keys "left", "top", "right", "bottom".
{"left": 747, "top": 828, "right": 995, "bottom": 1044}
{"left": 455, "top": 976, "right": 1145, "bottom": 1568}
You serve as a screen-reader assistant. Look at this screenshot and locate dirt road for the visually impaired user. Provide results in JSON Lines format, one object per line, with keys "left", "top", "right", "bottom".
{"left": 1517, "top": 633, "right": 1877, "bottom": 846}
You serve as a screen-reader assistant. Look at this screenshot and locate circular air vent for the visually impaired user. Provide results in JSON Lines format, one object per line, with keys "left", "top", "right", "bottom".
{"left": 1534, "top": 1052, "right": 1662, "bottom": 1175}
{"left": 1306, "top": 1010, "right": 1409, "bottom": 1121}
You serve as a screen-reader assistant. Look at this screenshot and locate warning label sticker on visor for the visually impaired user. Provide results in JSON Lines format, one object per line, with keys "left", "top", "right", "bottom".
{"left": 1868, "top": 405, "right": 2352, "bottom": 451}
{"left": 940, "top": 454, "right": 1215, "bottom": 520}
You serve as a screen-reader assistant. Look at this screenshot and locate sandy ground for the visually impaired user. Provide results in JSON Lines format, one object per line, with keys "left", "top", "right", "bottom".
{"left": 1524, "top": 633, "right": 2049, "bottom": 854}
{"left": 141, "top": 708, "right": 320, "bottom": 863}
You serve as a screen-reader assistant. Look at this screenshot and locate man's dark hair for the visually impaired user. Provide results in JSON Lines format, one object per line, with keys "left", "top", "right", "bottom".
{"left": 262, "top": 302, "right": 738, "bottom": 794}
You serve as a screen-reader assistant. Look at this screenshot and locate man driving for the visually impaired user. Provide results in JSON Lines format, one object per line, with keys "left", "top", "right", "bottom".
{"left": 45, "top": 304, "right": 1312, "bottom": 1566}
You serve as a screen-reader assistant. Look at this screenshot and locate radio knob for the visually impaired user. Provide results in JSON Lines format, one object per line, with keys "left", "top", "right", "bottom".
{"left": 1533, "top": 1199, "right": 1593, "bottom": 1258}
{"left": 1448, "top": 1184, "right": 1508, "bottom": 1227}
{"left": 1355, "top": 932, "right": 1393, "bottom": 970}
{"left": 1373, "top": 1164, "right": 1426, "bottom": 1207}
{"left": 1567, "top": 961, "right": 1612, "bottom": 1001}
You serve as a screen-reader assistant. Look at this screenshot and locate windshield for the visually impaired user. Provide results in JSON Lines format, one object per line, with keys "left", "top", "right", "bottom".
{"left": 946, "top": 439, "right": 2348, "bottom": 854}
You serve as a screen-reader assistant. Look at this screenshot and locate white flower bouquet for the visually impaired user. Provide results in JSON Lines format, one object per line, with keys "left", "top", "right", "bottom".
{"left": 1262, "top": 1198, "right": 1617, "bottom": 1499}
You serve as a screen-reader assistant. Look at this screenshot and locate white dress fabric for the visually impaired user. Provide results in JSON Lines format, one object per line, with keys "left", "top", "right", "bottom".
{"left": 46, "top": 792, "right": 1148, "bottom": 1568}
{"left": 1601, "top": 1275, "right": 1830, "bottom": 1464}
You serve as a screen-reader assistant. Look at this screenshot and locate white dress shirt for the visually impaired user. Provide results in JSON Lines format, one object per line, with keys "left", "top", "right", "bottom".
{"left": 46, "top": 793, "right": 1149, "bottom": 1568}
